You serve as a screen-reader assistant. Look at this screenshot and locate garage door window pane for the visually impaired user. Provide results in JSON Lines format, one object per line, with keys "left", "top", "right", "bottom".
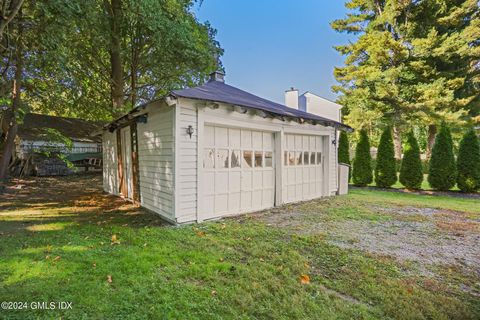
{"left": 296, "top": 152, "right": 302, "bottom": 165}
{"left": 254, "top": 151, "right": 263, "bottom": 167}
{"left": 303, "top": 152, "right": 309, "bottom": 165}
{"left": 265, "top": 152, "right": 273, "bottom": 167}
{"left": 316, "top": 152, "right": 322, "bottom": 164}
{"left": 310, "top": 152, "right": 315, "bottom": 165}
{"left": 231, "top": 150, "right": 241, "bottom": 168}
{"left": 243, "top": 151, "right": 252, "bottom": 168}
{"left": 217, "top": 149, "right": 229, "bottom": 168}
{"left": 288, "top": 152, "right": 295, "bottom": 166}
{"left": 204, "top": 149, "right": 215, "bottom": 168}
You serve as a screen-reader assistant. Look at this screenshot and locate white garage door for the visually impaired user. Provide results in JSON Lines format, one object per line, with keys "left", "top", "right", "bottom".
{"left": 283, "top": 134, "right": 324, "bottom": 203}
{"left": 202, "top": 125, "right": 275, "bottom": 220}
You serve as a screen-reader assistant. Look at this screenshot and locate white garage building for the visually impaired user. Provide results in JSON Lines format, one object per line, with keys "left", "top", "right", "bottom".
{"left": 102, "top": 72, "right": 352, "bottom": 224}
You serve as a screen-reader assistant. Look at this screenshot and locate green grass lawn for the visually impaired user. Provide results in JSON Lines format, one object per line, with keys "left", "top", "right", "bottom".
{"left": 0, "top": 175, "right": 478, "bottom": 319}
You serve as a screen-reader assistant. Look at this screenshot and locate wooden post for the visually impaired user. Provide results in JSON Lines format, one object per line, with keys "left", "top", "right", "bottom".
{"left": 130, "top": 122, "right": 140, "bottom": 202}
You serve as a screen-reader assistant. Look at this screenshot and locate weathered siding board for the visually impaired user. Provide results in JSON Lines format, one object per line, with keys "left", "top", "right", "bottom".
{"left": 175, "top": 101, "right": 198, "bottom": 222}
{"left": 136, "top": 103, "right": 175, "bottom": 220}
{"left": 102, "top": 131, "right": 119, "bottom": 195}
{"left": 329, "top": 129, "right": 338, "bottom": 195}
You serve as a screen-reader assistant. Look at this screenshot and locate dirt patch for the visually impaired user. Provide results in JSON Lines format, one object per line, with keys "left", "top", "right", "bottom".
{"left": 351, "top": 186, "right": 480, "bottom": 199}
{"left": 329, "top": 220, "right": 480, "bottom": 275}
{"left": 0, "top": 174, "right": 166, "bottom": 235}
{"left": 254, "top": 203, "right": 480, "bottom": 277}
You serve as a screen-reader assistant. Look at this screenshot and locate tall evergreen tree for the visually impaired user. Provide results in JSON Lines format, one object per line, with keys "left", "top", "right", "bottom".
{"left": 375, "top": 127, "right": 397, "bottom": 188}
{"left": 352, "top": 129, "right": 372, "bottom": 186}
{"left": 331, "top": 1, "right": 479, "bottom": 158}
{"left": 428, "top": 122, "right": 456, "bottom": 190}
{"left": 338, "top": 131, "right": 351, "bottom": 181}
{"left": 456, "top": 129, "right": 480, "bottom": 193}
{"left": 400, "top": 132, "right": 424, "bottom": 190}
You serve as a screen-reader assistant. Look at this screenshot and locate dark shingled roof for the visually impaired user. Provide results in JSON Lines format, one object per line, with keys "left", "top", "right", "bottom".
{"left": 17, "top": 113, "right": 104, "bottom": 143}
{"left": 171, "top": 77, "right": 352, "bottom": 131}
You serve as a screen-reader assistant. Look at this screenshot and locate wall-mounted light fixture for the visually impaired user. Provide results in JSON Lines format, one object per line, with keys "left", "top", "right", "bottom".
{"left": 186, "top": 125, "right": 194, "bottom": 138}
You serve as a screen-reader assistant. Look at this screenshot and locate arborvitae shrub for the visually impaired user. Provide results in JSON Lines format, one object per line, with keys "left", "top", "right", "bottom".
{"left": 428, "top": 122, "right": 456, "bottom": 190}
{"left": 399, "top": 132, "right": 423, "bottom": 189}
{"left": 456, "top": 129, "right": 480, "bottom": 193}
{"left": 352, "top": 129, "right": 372, "bottom": 186}
{"left": 338, "top": 131, "right": 351, "bottom": 181}
{"left": 375, "top": 127, "right": 397, "bottom": 188}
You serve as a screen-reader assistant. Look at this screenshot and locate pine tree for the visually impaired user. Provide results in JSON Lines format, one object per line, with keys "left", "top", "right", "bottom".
{"left": 338, "top": 131, "right": 351, "bottom": 181}
{"left": 428, "top": 123, "right": 456, "bottom": 191}
{"left": 331, "top": 1, "right": 479, "bottom": 155}
{"left": 375, "top": 127, "right": 397, "bottom": 188}
{"left": 456, "top": 129, "right": 480, "bottom": 193}
{"left": 352, "top": 129, "right": 372, "bottom": 187}
{"left": 400, "top": 132, "right": 423, "bottom": 190}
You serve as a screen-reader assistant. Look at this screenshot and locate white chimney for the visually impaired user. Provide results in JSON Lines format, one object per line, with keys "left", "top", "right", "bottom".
{"left": 284, "top": 87, "right": 299, "bottom": 109}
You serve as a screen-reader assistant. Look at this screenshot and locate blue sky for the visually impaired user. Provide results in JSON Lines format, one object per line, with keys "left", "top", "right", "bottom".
{"left": 195, "top": 0, "right": 352, "bottom": 104}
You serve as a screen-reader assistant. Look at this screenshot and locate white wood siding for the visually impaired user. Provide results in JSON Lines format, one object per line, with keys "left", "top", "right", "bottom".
{"left": 175, "top": 99, "right": 339, "bottom": 224}
{"left": 102, "top": 131, "right": 119, "bottom": 195}
{"left": 17, "top": 140, "right": 101, "bottom": 158}
{"left": 329, "top": 129, "right": 338, "bottom": 195}
{"left": 175, "top": 102, "right": 198, "bottom": 223}
{"left": 137, "top": 103, "right": 175, "bottom": 221}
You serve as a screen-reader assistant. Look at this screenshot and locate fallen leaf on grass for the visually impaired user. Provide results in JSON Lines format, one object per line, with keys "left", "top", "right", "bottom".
{"left": 93, "top": 262, "right": 96, "bottom": 268}
{"left": 107, "top": 275, "right": 112, "bottom": 283}
{"left": 211, "top": 290, "right": 217, "bottom": 296}
{"left": 111, "top": 234, "right": 120, "bottom": 245}
{"left": 300, "top": 274, "right": 310, "bottom": 284}
{"left": 196, "top": 231, "right": 206, "bottom": 237}
{"left": 53, "top": 256, "right": 61, "bottom": 261}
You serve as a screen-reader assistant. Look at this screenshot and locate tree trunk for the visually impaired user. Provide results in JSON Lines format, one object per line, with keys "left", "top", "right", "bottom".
{"left": 0, "top": 0, "right": 25, "bottom": 42}
{"left": 425, "top": 124, "right": 437, "bottom": 160}
{"left": 106, "top": 0, "right": 124, "bottom": 113}
{"left": 393, "top": 123, "right": 402, "bottom": 160}
{"left": 0, "top": 39, "right": 23, "bottom": 180}
{"left": 130, "top": 37, "right": 137, "bottom": 108}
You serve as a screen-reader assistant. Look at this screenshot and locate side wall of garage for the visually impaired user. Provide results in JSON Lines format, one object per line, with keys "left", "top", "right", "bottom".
{"left": 174, "top": 98, "right": 338, "bottom": 224}
{"left": 136, "top": 102, "right": 176, "bottom": 222}
{"left": 102, "top": 130, "right": 119, "bottom": 195}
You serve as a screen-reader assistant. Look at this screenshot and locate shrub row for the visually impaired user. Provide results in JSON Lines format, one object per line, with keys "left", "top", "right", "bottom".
{"left": 340, "top": 124, "right": 480, "bottom": 193}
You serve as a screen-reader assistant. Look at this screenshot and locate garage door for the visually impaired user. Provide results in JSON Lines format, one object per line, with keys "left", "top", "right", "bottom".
{"left": 202, "top": 125, "right": 275, "bottom": 220}
{"left": 283, "top": 134, "right": 324, "bottom": 203}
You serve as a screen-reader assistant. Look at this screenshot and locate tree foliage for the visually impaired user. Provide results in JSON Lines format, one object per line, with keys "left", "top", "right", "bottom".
{"left": 0, "top": 0, "right": 222, "bottom": 179}
{"left": 456, "top": 129, "right": 480, "bottom": 192}
{"left": 29, "top": 0, "right": 222, "bottom": 120}
{"left": 332, "top": 0, "right": 480, "bottom": 156}
{"left": 428, "top": 122, "right": 456, "bottom": 190}
{"left": 338, "top": 131, "right": 351, "bottom": 181}
{"left": 375, "top": 127, "right": 397, "bottom": 188}
{"left": 399, "top": 131, "right": 423, "bottom": 190}
{"left": 352, "top": 129, "right": 372, "bottom": 186}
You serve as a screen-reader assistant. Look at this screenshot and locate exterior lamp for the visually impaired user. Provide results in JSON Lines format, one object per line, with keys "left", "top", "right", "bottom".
{"left": 186, "top": 125, "right": 194, "bottom": 138}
